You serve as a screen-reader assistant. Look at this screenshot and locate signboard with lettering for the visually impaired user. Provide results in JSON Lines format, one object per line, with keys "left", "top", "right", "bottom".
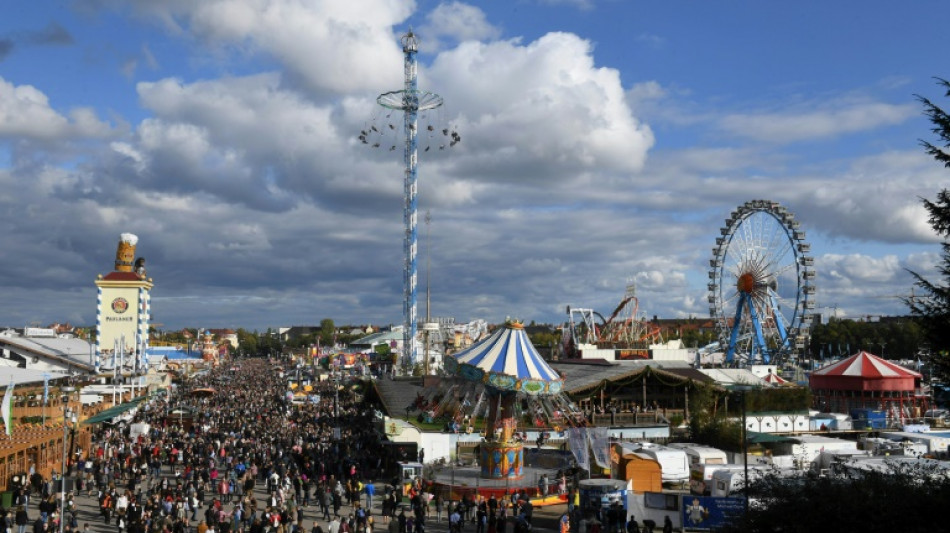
{"left": 680, "top": 495, "right": 744, "bottom": 531}
{"left": 617, "top": 349, "right": 650, "bottom": 360}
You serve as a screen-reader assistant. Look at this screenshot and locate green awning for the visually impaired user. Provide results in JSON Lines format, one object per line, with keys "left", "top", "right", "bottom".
{"left": 82, "top": 396, "right": 147, "bottom": 425}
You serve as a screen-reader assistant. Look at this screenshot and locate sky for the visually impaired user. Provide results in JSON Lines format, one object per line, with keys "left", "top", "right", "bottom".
{"left": 1, "top": 0, "right": 948, "bottom": 333}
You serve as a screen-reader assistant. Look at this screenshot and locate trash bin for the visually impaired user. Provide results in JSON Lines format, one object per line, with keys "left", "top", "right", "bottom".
{"left": 1, "top": 491, "right": 12, "bottom": 509}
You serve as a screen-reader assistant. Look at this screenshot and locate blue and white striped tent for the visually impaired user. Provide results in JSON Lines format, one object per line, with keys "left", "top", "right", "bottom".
{"left": 445, "top": 321, "right": 563, "bottom": 395}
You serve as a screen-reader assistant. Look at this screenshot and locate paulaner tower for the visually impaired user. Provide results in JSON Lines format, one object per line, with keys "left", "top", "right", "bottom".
{"left": 95, "top": 233, "right": 153, "bottom": 375}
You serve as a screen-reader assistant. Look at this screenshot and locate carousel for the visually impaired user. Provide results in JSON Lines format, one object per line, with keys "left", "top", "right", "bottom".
{"left": 413, "top": 320, "right": 586, "bottom": 499}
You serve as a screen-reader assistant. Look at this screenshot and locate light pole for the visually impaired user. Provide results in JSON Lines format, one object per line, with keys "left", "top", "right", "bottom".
{"left": 733, "top": 384, "right": 755, "bottom": 517}
{"left": 60, "top": 385, "right": 76, "bottom": 533}
{"left": 333, "top": 376, "right": 340, "bottom": 419}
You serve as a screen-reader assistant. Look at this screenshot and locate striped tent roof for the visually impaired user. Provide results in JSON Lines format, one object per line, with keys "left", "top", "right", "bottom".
{"left": 445, "top": 321, "right": 563, "bottom": 395}
{"left": 809, "top": 351, "right": 921, "bottom": 392}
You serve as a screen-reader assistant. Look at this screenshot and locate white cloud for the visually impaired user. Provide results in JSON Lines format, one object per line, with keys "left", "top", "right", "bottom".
{"left": 626, "top": 80, "right": 666, "bottom": 108}
{"left": 0, "top": 77, "right": 113, "bottom": 141}
{"left": 719, "top": 101, "right": 916, "bottom": 144}
{"left": 789, "top": 150, "right": 946, "bottom": 244}
{"left": 821, "top": 253, "right": 902, "bottom": 285}
{"left": 110, "top": 0, "right": 413, "bottom": 95}
{"left": 419, "top": 2, "right": 501, "bottom": 51}
{"left": 904, "top": 251, "right": 940, "bottom": 278}
{"left": 0, "top": 3, "right": 940, "bottom": 330}
{"left": 428, "top": 32, "right": 654, "bottom": 184}
{"left": 635, "top": 33, "right": 665, "bottom": 48}
{"left": 0, "top": 78, "right": 70, "bottom": 140}
{"left": 536, "top": 0, "right": 594, "bottom": 10}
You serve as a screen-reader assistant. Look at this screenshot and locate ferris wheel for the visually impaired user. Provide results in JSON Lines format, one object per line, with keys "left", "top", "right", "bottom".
{"left": 708, "top": 200, "right": 816, "bottom": 365}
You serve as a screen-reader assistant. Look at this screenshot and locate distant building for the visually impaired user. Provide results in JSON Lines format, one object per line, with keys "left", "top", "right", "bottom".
{"left": 208, "top": 329, "right": 238, "bottom": 348}
{"left": 280, "top": 326, "right": 319, "bottom": 343}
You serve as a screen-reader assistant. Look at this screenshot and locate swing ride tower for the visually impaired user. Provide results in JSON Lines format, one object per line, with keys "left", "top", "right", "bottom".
{"left": 375, "top": 31, "right": 446, "bottom": 372}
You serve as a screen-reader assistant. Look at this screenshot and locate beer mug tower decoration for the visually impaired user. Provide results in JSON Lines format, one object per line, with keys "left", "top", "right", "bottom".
{"left": 95, "top": 233, "right": 154, "bottom": 376}
{"left": 422, "top": 320, "right": 586, "bottom": 480}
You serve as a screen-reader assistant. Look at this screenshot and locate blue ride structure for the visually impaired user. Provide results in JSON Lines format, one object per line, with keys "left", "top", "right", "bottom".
{"left": 708, "top": 200, "right": 815, "bottom": 366}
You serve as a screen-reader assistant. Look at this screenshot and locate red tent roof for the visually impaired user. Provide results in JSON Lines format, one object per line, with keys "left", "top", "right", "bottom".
{"left": 102, "top": 271, "right": 143, "bottom": 281}
{"left": 809, "top": 351, "right": 921, "bottom": 392}
{"left": 763, "top": 372, "right": 788, "bottom": 384}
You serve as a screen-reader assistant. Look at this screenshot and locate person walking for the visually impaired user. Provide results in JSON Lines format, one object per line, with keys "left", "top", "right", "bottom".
{"left": 448, "top": 508, "right": 461, "bottom": 533}
{"left": 319, "top": 486, "right": 331, "bottom": 521}
{"left": 364, "top": 483, "right": 375, "bottom": 515}
{"left": 15, "top": 506, "right": 29, "bottom": 533}
{"left": 625, "top": 515, "right": 639, "bottom": 533}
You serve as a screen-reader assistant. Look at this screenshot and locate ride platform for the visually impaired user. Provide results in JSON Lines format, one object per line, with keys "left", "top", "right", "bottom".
{"left": 428, "top": 464, "right": 568, "bottom": 506}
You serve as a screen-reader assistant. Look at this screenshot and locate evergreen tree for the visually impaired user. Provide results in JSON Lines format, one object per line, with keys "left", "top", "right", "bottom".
{"left": 720, "top": 463, "right": 950, "bottom": 533}
{"left": 908, "top": 79, "right": 950, "bottom": 378}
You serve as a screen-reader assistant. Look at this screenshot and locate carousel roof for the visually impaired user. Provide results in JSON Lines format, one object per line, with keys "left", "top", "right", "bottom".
{"left": 812, "top": 351, "right": 922, "bottom": 379}
{"left": 810, "top": 351, "right": 921, "bottom": 392}
{"left": 447, "top": 321, "right": 563, "bottom": 394}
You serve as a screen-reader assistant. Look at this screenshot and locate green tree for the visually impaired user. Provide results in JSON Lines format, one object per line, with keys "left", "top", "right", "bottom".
{"left": 908, "top": 78, "right": 950, "bottom": 379}
{"left": 319, "top": 318, "right": 336, "bottom": 348}
{"left": 720, "top": 463, "right": 950, "bottom": 532}
{"left": 235, "top": 328, "right": 259, "bottom": 356}
{"left": 809, "top": 319, "right": 924, "bottom": 360}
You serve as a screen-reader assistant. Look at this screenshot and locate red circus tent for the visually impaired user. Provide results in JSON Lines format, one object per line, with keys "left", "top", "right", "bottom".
{"left": 809, "top": 351, "right": 926, "bottom": 421}
{"left": 763, "top": 372, "right": 788, "bottom": 385}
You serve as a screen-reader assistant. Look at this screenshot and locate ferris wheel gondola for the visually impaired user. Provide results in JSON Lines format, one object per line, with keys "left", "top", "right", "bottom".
{"left": 708, "top": 200, "right": 815, "bottom": 366}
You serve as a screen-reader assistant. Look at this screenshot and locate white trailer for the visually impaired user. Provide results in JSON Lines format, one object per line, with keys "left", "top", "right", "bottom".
{"left": 689, "top": 463, "right": 744, "bottom": 495}
{"left": 879, "top": 431, "right": 950, "bottom": 455}
{"left": 621, "top": 442, "right": 689, "bottom": 485}
{"left": 776, "top": 435, "right": 858, "bottom": 469}
{"left": 709, "top": 466, "right": 772, "bottom": 498}
{"left": 668, "top": 443, "right": 728, "bottom": 465}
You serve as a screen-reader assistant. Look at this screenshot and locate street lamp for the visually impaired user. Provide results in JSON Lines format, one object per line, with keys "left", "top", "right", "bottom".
{"left": 60, "top": 385, "right": 77, "bottom": 533}
{"left": 332, "top": 376, "right": 340, "bottom": 419}
{"left": 732, "top": 384, "right": 756, "bottom": 517}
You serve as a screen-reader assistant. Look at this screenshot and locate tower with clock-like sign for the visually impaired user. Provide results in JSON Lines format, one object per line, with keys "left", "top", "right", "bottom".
{"left": 95, "top": 233, "right": 153, "bottom": 375}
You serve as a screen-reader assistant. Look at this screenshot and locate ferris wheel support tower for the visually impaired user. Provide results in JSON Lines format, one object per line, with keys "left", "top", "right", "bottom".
{"left": 376, "top": 31, "right": 445, "bottom": 371}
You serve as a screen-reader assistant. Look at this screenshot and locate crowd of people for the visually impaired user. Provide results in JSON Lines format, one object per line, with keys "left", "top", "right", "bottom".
{"left": 1, "top": 356, "right": 674, "bottom": 533}
{"left": 2, "top": 358, "right": 414, "bottom": 533}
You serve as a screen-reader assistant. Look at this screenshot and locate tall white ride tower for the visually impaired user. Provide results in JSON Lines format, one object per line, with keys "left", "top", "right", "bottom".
{"left": 375, "top": 31, "right": 447, "bottom": 372}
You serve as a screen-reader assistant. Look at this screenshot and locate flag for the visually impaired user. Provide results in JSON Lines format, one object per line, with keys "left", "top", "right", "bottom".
{"left": 42, "top": 374, "right": 50, "bottom": 406}
{"left": 567, "top": 427, "right": 589, "bottom": 472}
{"left": 2, "top": 380, "right": 14, "bottom": 436}
{"left": 587, "top": 427, "right": 611, "bottom": 469}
